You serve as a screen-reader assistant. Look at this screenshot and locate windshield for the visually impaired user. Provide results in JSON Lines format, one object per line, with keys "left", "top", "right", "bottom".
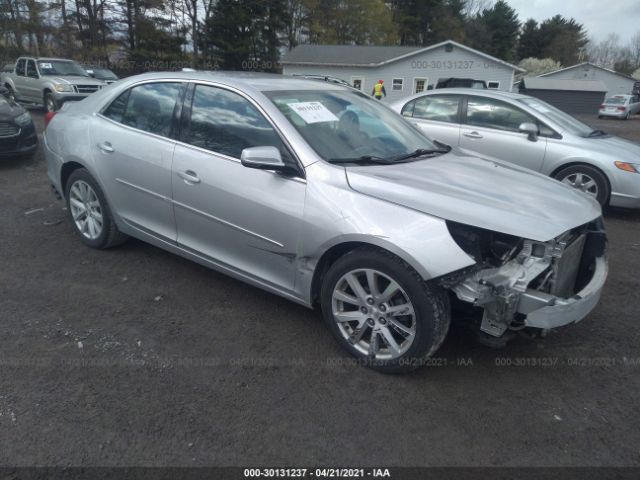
{"left": 518, "top": 97, "right": 594, "bottom": 137}
{"left": 265, "top": 89, "right": 437, "bottom": 163}
{"left": 38, "top": 60, "right": 89, "bottom": 77}
{"left": 604, "top": 96, "right": 627, "bottom": 105}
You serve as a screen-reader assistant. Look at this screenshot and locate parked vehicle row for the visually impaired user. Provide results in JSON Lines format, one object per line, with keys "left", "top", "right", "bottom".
{"left": 391, "top": 88, "right": 640, "bottom": 208}
{"left": 44, "top": 72, "right": 608, "bottom": 372}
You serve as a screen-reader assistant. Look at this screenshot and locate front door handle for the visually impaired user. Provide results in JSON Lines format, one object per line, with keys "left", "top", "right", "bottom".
{"left": 178, "top": 170, "right": 201, "bottom": 184}
{"left": 97, "top": 141, "right": 114, "bottom": 153}
{"left": 463, "top": 131, "right": 483, "bottom": 139}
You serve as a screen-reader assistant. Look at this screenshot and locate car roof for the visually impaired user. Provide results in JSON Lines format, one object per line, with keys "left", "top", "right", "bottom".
{"left": 117, "top": 71, "right": 349, "bottom": 92}
{"left": 390, "top": 87, "right": 530, "bottom": 106}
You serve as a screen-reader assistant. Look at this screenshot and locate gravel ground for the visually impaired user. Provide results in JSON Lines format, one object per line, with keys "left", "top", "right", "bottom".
{"left": 0, "top": 111, "right": 639, "bottom": 468}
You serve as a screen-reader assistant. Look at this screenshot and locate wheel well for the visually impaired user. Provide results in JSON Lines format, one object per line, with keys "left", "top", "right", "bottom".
{"left": 309, "top": 241, "right": 411, "bottom": 307}
{"left": 550, "top": 161, "right": 611, "bottom": 199}
{"left": 60, "top": 161, "right": 85, "bottom": 195}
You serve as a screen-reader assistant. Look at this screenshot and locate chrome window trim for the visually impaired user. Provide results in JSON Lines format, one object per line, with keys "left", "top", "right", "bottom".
{"left": 96, "top": 78, "right": 306, "bottom": 181}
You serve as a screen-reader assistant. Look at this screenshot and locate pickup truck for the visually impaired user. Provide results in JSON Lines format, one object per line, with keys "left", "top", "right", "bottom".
{"left": 1, "top": 57, "right": 105, "bottom": 112}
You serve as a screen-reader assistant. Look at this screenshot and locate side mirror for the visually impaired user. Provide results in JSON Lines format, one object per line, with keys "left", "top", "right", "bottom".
{"left": 240, "top": 146, "right": 286, "bottom": 171}
{"left": 519, "top": 122, "right": 539, "bottom": 141}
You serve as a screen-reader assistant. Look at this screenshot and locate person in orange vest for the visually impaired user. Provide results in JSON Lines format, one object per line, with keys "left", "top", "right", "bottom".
{"left": 371, "top": 80, "right": 386, "bottom": 100}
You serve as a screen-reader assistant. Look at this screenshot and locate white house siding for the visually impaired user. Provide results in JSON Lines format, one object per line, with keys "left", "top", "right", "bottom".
{"left": 282, "top": 44, "right": 516, "bottom": 103}
{"left": 542, "top": 65, "right": 635, "bottom": 97}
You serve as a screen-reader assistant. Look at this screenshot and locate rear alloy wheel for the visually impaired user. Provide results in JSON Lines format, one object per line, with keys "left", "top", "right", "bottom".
{"left": 554, "top": 164, "right": 609, "bottom": 206}
{"left": 65, "top": 169, "right": 128, "bottom": 249}
{"left": 321, "top": 247, "right": 450, "bottom": 373}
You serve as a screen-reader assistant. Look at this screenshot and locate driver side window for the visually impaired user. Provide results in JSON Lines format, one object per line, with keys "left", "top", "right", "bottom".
{"left": 466, "top": 97, "right": 536, "bottom": 133}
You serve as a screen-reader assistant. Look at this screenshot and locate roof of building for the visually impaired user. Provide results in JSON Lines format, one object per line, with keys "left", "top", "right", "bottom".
{"left": 538, "top": 62, "right": 635, "bottom": 82}
{"left": 281, "top": 40, "right": 525, "bottom": 72}
{"left": 521, "top": 77, "right": 608, "bottom": 92}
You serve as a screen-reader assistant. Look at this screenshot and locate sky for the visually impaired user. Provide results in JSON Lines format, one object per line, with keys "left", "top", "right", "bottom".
{"left": 506, "top": 0, "right": 640, "bottom": 42}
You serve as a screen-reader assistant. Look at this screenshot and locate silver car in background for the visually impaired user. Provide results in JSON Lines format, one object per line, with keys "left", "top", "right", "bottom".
{"left": 391, "top": 89, "right": 640, "bottom": 208}
{"left": 598, "top": 94, "right": 640, "bottom": 120}
{"left": 44, "top": 72, "right": 607, "bottom": 372}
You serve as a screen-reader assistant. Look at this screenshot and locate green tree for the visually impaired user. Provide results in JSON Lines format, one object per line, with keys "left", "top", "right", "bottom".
{"left": 306, "top": 0, "right": 397, "bottom": 45}
{"left": 201, "top": 0, "right": 287, "bottom": 71}
{"left": 392, "top": 0, "right": 466, "bottom": 46}
{"left": 517, "top": 19, "right": 541, "bottom": 61}
{"left": 470, "top": 0, "right": 520, "bottom": 62}
{"left": 538, "top": 15, "right": 588, "bottom": 65}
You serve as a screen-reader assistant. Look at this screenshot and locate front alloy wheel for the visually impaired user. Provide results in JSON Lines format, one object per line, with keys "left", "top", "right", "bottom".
{"left": 555, "top": 164, "right": 609, "bottom": 206}
{"left": 321, "top": 247, "right": 450, "bottom": 373}
{"left": 332, "top": 269, "right": 416, "bottom": 360}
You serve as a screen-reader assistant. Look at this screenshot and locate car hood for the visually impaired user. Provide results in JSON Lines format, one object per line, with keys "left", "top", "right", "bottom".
{"left": 581, "top": 134, "right": 640, "bottom": 158}
{"left": 0, "top": 97, "right": 25, "bottom": 117}
{"left": 46, "top": 76, "right": 104, "bottom": 86}
{"left": 345, "top": 151, "right": 601, "bottom": 242}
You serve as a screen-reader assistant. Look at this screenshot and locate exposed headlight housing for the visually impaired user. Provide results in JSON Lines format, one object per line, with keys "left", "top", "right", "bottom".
{"left": 14, "top": 111, "right": 32, "bottom": 126}
{"left": 53, "top": 83, "right": 74, "bottom": 93}
{"left": 614, "top": 161, "right": 639, "bottom": 173}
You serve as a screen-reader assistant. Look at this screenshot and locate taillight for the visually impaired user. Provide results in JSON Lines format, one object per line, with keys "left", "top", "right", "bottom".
{"left": 617, "top": 107, "right": 626, "bottom": 112}
{"left": 44, "top": 111, "right": 56, "bottom": 129}
{"left": 599, "top": 104, "right": 605, "bottom": 109}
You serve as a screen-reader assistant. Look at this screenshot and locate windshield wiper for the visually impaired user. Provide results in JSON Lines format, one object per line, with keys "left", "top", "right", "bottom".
{"left": 587, "top": 129, "right": 607, "bottom": 137}
{"left": 389, "top": 146, "right": 451, "bottom": 162}
{"left": 327, "top": 155, "right": 395, "bottom": 165}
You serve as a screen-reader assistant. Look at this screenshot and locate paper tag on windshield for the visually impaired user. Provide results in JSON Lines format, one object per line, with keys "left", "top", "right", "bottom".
{"left": 39, "top": 63, "right": 52, "bottom": 69}
{"left": 288, "top": 102, "right": 338, "bottom": 123}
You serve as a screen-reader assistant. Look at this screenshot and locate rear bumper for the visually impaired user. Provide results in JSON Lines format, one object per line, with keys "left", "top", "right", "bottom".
{"left": 599, "top": 110, "right": 627, "bottom": 118}
{"left": 518, "top": 256, "right": 608, "bottom": 330}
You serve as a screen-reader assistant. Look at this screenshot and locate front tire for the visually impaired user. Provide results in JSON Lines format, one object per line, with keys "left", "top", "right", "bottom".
{"left": 554, "top": 164, "right": 610, "bottom": 206}
{"left": 320, "top": 247, "right": 450, "bottom": 373}
{"left": 44, "top": 92, "right": 58, "bottom": 113}
{"left": 65, "top": 169, "right": 128, "bottom": 249}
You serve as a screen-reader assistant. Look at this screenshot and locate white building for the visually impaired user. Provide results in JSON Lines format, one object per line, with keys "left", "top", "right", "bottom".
{"left": 538, "top": 62, "right": 636, "bottom": 97}
{"left": 281, "top": 40, "right": 525, "bottom": 102}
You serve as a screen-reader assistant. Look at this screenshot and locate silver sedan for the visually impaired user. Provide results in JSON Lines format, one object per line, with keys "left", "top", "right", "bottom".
{"left": 390, "top": 89, "right": 640, "bottom": 208}
{"left": 598, "top": 94, "right": 640, "bottom": 120}
{"left": 44, "top": 72, "right": 607, "bottom": 372}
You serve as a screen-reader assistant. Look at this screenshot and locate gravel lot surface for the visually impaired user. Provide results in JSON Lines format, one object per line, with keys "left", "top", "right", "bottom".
{"left": 0, "top": 111, "right": 639, "bottom": 468}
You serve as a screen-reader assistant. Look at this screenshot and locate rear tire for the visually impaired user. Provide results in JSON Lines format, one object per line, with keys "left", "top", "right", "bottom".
{"left": 554, "top": 164, "right": 610, "bottom": 206}
{"left": 65, "top": 168, "right": 128, "bottom": 249}
{"left": 320, "top": 247, "right": 450, "bottom": 373}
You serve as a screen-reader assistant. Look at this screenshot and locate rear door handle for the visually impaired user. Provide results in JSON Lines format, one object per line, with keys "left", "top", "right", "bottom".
{"left": 463, "top": 131, "right": 483, "bottom": 139}
{"left": 178, "top": 170, "right": 201, "bottom": 184}
{"left": 97, "top": 141, "right": 114, "bottom": 153}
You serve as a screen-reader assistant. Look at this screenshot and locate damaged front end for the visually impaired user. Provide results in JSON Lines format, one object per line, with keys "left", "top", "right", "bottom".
{"left": 441, "top": 218, "right": 608, "bottom": 339}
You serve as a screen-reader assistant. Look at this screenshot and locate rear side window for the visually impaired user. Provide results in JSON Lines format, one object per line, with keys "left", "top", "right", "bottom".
{"left": 412, "top": 95, "right": 460, "bottom": 123}
{"left": 26, "top": 60, "right": 38, "bottom": 78}
{"left": 102, "top": 82, "right": 183, "bottom": 138}
{"left": 15, "top": 59, "right": 26, "bottom": 76}
{"left": 183, "top": 84, "right": 287, "bottom": 159}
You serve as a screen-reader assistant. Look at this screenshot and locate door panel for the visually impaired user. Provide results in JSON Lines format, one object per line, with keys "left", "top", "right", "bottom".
{"left": 460, "top": 96, "right": 547, "bottom": 171}
{"left": 91, "top": 116, "right": 177, "bottom": 241}
{"left": 172, "top": 83, "right": 305, "bottom": 291}
{"left": 172, "top": 146, "right": 305, "bottom": 290}
{"left": 89, "top": 81, "right": 185, "bottom": 241}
